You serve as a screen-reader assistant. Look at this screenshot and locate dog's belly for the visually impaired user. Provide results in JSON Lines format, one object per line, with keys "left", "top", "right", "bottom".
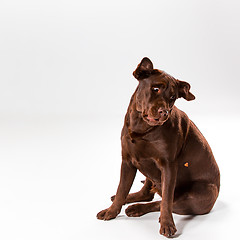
{"left": 131, "top": 157, "right": 161, "bottom": 184}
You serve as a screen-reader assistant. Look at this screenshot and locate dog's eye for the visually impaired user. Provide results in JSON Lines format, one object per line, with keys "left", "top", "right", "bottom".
{"left": 170, "top": 95, "right": 176, "bottom": 100}
{"left": 152, "top": 87, "right": 160, "bottom": 93}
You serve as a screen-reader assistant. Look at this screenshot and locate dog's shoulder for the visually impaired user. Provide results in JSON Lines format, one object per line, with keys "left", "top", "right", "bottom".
{"left": 169, "top": 106, "right": 191, "bottom": 127}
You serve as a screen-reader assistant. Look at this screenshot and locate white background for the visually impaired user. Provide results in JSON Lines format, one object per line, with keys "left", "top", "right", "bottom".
{"left": 0, "top": 0, "right": 239, "bottom": 239}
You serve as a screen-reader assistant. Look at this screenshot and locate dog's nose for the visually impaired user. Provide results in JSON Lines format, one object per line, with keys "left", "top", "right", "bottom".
{"left": 158, "top": 108, "right": 169, "bottom": 120}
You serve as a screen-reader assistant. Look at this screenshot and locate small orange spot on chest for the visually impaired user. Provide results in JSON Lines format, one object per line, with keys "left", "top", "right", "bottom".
{"left": 184, "top": 162, "right": 189, "bottom": 167}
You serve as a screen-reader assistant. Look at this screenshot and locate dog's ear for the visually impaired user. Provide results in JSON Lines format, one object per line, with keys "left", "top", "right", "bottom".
{"left": 177, "top": 80, "right": 195, "bottom": 101}
{"left": 133, "top": 57, "right": 154, "bottom": 80}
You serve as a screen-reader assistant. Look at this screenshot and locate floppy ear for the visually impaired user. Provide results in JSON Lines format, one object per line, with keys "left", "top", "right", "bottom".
{"left": 133, "top": 57, "right": 154, "bottom": 80}
{"left": 177, "top": 80, "right": 195, "bottom": 101}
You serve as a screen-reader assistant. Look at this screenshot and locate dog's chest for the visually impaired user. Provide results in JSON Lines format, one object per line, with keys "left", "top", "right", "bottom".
{"left": 125, "top": 137, "right": 168, "bottom": 182}
{"left": 131, "top": 156, "right": 162, "bottom": 183}
{"left": 127, "top": 133, "right": 169, "bottom": 160}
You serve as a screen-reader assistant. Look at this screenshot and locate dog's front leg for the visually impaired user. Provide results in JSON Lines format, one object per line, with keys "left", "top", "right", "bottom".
{"left": 97, "top": 160, "right": 137, "bottom": 220}
{"left": 158, "top": 161, "right": 177, "bottom": 237}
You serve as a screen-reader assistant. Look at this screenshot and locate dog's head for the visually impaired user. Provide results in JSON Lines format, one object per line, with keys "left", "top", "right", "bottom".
{"left": 133, "top": 57, "right": 195, "bottom": 126}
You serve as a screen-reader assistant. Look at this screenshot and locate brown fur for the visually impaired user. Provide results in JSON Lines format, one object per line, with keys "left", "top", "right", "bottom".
{"left": 97, "top": 57, "right": 220, "bottom": 238}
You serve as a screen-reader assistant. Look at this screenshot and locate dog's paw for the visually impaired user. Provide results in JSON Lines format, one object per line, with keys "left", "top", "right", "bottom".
{"left": 96, "top": 207, "right": 120, "bottom": 221}
{"left": 125, "top": 204, "right": 145, "bottom": 217}
{"left": 160, "top": 221, "right": 177, "bottom": 238}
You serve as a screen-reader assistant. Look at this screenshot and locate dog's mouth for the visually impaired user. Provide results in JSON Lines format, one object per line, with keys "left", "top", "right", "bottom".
{"left": 142, "top": 114, "right": 166, "bottom": 126}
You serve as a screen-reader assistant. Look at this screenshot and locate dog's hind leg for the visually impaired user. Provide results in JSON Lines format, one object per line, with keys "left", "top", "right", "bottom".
{"left": 126, "top": 201, "right": 161, "bottom": 217}
{"left": 125, "top": 182, "right": 219, "bottom": 217}
{"left": 172, "top": 182, "right": 219, "bottom": 215}
{"left": 111, "top": 178, "right": 155, "bottom": 204}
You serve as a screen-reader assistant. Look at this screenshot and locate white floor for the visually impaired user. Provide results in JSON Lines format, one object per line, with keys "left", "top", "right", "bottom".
{"left": 0, "top": 114, "right": 239, "bottom": 240}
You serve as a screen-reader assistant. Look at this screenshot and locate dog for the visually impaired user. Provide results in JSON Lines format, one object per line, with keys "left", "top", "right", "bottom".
{"left": 97, "top": 57, "right": 220, "bottom": 237}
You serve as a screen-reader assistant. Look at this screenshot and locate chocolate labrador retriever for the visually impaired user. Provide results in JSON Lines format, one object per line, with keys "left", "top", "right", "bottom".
{"left": 97, "top": 57, "right": 220, "bottom": 237}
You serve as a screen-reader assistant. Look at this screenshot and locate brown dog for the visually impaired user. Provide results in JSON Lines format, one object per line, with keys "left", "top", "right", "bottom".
{"left": 97, "top": 57, "right": 220, "bottom": 237}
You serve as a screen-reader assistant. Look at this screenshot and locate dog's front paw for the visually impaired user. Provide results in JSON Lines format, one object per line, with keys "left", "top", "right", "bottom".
{"left": 96, "top": 206, "right": 120, "bottom": 221}
{"left": 160, "top": 220, "right": 177, "bottom": 238}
